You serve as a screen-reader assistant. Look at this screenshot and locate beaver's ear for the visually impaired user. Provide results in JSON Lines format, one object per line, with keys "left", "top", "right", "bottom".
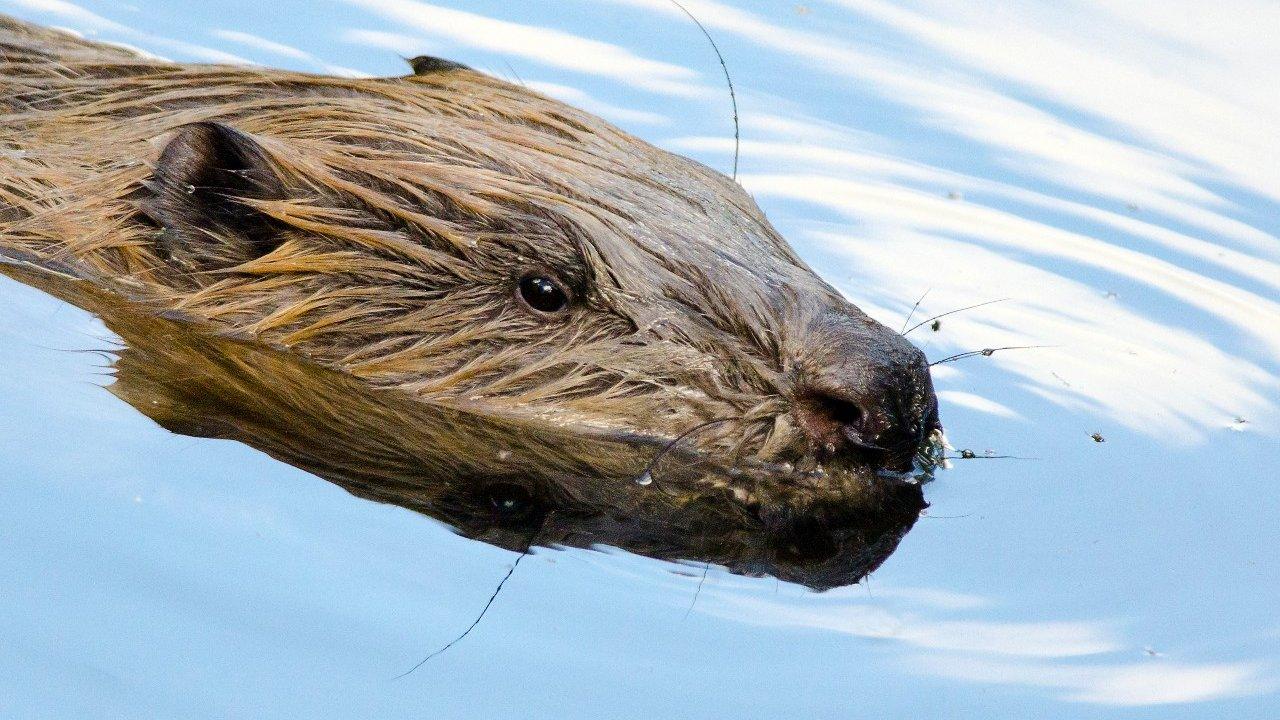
{"left": 406, "top": 55, "right": 469, "bottom": 75}
{"left": 141, "top": 121, "right": 286, "bottom": 268}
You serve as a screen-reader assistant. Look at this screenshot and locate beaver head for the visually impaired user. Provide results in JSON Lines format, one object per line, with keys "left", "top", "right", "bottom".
{"left": 0, "top": 27, "right": 941, "bottom": 579}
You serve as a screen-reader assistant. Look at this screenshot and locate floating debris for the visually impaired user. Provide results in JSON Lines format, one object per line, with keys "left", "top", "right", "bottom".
{"left": 930, "top": 319, "right": 941, "bottom": 332}
{"left": 946, "top": 190, "right": 964, "bottom": 200}
{"left": 1091, "top": 432, "right": 1106, "bottom": 443}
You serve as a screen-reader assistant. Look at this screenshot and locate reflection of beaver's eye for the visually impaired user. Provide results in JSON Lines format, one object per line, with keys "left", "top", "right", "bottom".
{"left": 484, "top": 482, "right": 537, "bottom": 524}
{"left": 517, "top": 275, "right": 569, "bottom": 314}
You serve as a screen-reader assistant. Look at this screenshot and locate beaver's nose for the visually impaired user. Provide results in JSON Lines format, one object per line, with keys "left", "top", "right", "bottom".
{"left": 791, "top": 308, "right": 938, "bottom": 472}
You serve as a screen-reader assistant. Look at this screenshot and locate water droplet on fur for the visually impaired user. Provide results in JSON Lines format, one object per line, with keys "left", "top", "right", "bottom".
{"left": 184, "top": 184, "right": 196, "bottom": 194}
{"left": 497, "top": 450, "right": 512, "bottom": 461}
{"left": 635, "top": 471, "right": 653, "bottom": 487}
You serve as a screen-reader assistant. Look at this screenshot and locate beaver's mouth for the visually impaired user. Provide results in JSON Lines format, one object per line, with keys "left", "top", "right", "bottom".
{"left": 641, "top": 420, "right": 948, "bottom": 507}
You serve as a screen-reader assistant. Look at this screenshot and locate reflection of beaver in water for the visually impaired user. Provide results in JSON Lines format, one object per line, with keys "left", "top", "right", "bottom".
{"left": 0, "top": 17, "right": 940, "bottom": 585}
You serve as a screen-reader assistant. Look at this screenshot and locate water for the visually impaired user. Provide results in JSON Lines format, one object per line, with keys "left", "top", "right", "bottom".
{"left": 1, "top": 0, "right": 1278, "bottom": 717}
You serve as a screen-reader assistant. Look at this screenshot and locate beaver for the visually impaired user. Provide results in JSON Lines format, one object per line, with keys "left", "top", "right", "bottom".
{"left": 0, "top": 16, "right": 941, "bottom": 586}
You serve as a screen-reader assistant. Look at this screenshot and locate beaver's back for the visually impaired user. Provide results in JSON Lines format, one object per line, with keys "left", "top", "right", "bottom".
{"left": 1, "top": 15, "right": 159, "bottom": 108}
{"left": 0, "top": 16, "right": 175, "bottom": 236}
{"left": 0, "top": 15, "right": 141, "bottom": 62}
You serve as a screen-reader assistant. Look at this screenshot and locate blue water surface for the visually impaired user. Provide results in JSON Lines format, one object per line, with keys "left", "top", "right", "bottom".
{"left": 2, "top": 1, "right": 1278, "bottom": 717}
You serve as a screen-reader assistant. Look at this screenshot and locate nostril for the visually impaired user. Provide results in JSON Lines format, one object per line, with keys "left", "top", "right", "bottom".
{"left": 816, "top": 395, "right": 863, "bottom": 430}
{"left": 792, "top": 391, "right": 877, "bottom": 456}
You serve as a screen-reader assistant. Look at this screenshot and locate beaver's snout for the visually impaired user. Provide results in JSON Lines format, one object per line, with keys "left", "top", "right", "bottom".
{"left": 790, "top": 307, "right": 939, "bottom": 473}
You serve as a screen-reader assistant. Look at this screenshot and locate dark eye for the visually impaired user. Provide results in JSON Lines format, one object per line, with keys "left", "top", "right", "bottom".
{"left": 482, "top": 482, "right": 541, "bottom": 527}
{"left": 517, "top": 275, "right": 569, "bottom": 314}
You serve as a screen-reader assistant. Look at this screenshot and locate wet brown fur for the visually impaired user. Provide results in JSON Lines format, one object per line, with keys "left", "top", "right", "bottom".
{"left": 0, "top": 16, "right": 928, "bottom": 529}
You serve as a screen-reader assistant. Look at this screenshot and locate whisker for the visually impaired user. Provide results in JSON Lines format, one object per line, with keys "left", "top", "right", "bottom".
{"left": 671, "top": 0, "right": 740, "bottom": 179}
{"left": 945, "top": 453, "right": 1039, "bottom": 461}
{"left": 635, "top": 416, "right": 740, "bottom": 486}
{"left": 903, "top": 298, "right": 1009, "bottom": 336}
{"left": 394, "top": 516, "right": 547, "bottom": 678}
{"left": 683, "top": 561, "right": 712, "bottom": 621}
{"left": 929, "top": 345, "right": 1053, "bottom": 366}
{"left": 900, "top": 287, "right": 932, "bottom": 334}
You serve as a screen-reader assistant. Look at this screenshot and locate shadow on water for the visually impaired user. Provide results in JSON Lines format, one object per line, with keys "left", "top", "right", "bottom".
{"left": 0, "top": 252, "right": 927, "bottom": 592}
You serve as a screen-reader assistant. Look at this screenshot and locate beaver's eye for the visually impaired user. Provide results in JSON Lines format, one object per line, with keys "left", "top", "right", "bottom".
{"left": 518, "top": 275, "right": 569, "bottom": 314}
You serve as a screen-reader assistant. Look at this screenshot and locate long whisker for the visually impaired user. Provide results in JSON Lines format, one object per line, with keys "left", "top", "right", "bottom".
{"left": 929, "top": 345, "right": 1053, "bottom": 366}
{"left": 900, "top": 287, "right": 932, "bottom": 334}
{"left": 683, "top": 561, "right": 712, "bottom": 621}
{"left": 903, "top": 298, "right": 1009, "bottom": 336}
{"left": 394, "top": 516, "right": 547, "bottom": 678}
{"left": 671, "top": 0, "right": 740, "bottom": 179}
{"left": 635, "top": 416, "right": 741, "bottom": 486}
